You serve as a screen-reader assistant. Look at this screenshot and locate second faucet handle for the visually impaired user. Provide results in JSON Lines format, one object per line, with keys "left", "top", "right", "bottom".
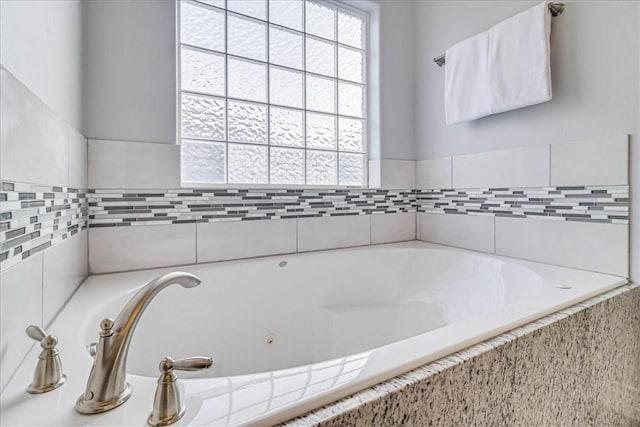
{"left": 26, "top": 325, "right": 47, "bottom": 342}
{"left": 25, "top": 325, "right": 66, "bottom": 394}
{"left": 148, "top": 356, "right": 213, "bottom": 426}
{"left": 162, "top": 356, "right": 213, "bottom": 372}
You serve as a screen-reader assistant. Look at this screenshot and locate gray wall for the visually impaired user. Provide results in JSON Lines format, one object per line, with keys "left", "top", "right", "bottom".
{"left": 81, "top": 0, "right": 415, "bottom": 160}
{"left": 377, "top": 0, "right": 414, "bottom": 160}
{"left": 0, "top": 0, "right": 83, "bottom": 130}
{"left": 413, "top": 0, "right": 639, "bottom": 283}
{"left": 82, "top": 0, "right": 177, "bottom": 144}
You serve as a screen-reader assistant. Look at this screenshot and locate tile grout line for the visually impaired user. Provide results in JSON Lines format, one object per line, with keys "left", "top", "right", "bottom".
{"left": 493, "top": 215, "right": 497, "bottom": 254}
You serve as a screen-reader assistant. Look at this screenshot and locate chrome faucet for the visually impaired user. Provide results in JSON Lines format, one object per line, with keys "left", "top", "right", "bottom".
{"left": 75, "top": 271, "right": 202, "bottom": 415}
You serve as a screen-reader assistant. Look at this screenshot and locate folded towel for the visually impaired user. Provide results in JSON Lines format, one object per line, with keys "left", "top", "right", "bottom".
{"left": 488, "top": 1, "right": 552, "bottom": 114}
{"left": 444, "top": 31, "right": 491, "bottom": 125}
{"left": 444, "top": 2, "right": 552, "bottom": 125}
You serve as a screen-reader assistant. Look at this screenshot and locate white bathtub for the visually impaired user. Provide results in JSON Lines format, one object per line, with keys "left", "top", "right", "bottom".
{"left": 0, "top": 241, "right": 627, "bottom": 426}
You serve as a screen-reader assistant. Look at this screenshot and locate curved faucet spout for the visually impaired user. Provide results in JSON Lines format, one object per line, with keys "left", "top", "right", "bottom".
{"left": 75, "top": 271, "right": 202, "bottom": 415}
{"left": 113, "top": 271, "right": 201, "bottom": 334}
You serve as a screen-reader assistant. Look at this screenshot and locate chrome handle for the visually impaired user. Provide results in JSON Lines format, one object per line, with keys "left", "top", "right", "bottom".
{"left": 149, "top": 355, "right": 213, "bottom": 426}
{"left": 26, "top": 325, "right": 47, "bottom": 342}
{"left": 25, "top": 325, "right": 66, "bottom": 393}
{"left": 159, "top": 356, "right": 213, "bottom": 373}
{"left": 26, "top": 325, "right": 58, "bottom": 349}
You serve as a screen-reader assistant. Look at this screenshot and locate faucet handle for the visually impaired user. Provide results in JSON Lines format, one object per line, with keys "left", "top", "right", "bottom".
{"left": 24, "top": 325, "right": 66, "bottom": 393}
{"left": 26, "top": 325, "right": 47, "bottom": 343}
{"left": 161, "top": 356, "right": 213, "bottom": 373}
{"left": 148, "top": 356, "right": 213, "bottom": 426}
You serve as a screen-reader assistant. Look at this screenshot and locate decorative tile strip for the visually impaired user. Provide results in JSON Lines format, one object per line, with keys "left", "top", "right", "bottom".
{"left": 0, "top": 181, "right": 89, "bottom": 271}
{"left": 88, "top": 188, "right": 417, "bottom": 227}
{"left": 416, "top": 185, "right": 629, "bottom": 224}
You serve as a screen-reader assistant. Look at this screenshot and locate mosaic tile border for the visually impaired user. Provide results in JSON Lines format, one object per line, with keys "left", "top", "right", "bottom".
{"left": 89, "top": 185, "right": 630, "bottom": 228}
{"left": 417, "top": 185, "right": 629, "bottom": 224}
{"left": 88, "top": 188, "right": 416, "bottom": 227}
{"left": 282, "top": 282, "right": 638, "bottom": 426}
{"left": 0, "top": 181, "right": 88, "bottom": 271}
{"left": 2, "top": 182, "right": 629, "bottom": 270}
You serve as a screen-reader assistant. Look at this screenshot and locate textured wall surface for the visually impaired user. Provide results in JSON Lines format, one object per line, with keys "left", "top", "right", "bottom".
{"left": 284, "top": 284, "right": 640, "bottom": 426}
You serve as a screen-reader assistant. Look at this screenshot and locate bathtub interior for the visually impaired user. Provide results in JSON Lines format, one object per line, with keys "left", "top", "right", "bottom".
{"left": 85, "top": 246, "right": 545, "bottom": 379}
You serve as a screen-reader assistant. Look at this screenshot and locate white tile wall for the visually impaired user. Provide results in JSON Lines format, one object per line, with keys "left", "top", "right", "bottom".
{"left": 88, "top": 139, "right": 180, "bottom": 189}
{"left": 197, "top": 219, "right": 297, "bottom": 263}
{"left": 495, "top": 217, "right": 629, "bottom": 277}
{"left": 89, "top": 214, "right": 417, "bottom": 272}
{"left": 368, "top": 159, "right": 382, "bottom": 188}
{"left": 415, "top": 136, "right": 630, "bottom": 276}
{"left": 42, "top": 230, "right": 88, "bottom": 326}
{"left": 369, "top": 159, "right": 416, "bottom": 189}
{"left": 379, "top": 160, "right": 416, "bottom": 189}
{"left": 297, "top": 215, "right": 371, "bottom": 252}
{"left": 0, "top": 253, "right": 43, "bottom": 391}
{"left": 452, "top": 145, "right": 550, "bottom": 188}
{"left": 89, "top": 224, "right": 196, "bottom": 273}
{"left": 0, "top": 67, "right": 89, "bottom": 391}
{"left": 68, "top": 128, "right": 88, "bottom": 188}
{"left": 418, "top": 212, "right": 495, "bottom": 253}
{"left": 0, "top": 67, "right": 69, "bottom": 187}
{"left": 551, "top": 135, "right": 629, "bottom": 186}
{"left": 371, "top": 212, "right": 416, "bottom": 244}
{"left": 416, "top": 157, "right": 452, "bottom": 189}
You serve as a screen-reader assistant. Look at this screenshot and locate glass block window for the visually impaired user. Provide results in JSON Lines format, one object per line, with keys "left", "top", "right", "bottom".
{"left": 179, "top": 0, "right": 367, "bottom": 186}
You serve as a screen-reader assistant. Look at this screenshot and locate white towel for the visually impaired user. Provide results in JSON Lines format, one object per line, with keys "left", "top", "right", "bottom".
{"left": 444, "top": 2, "right": 552, "bottom": 125}
{"left": 444, "top": 31, "right": 491, "bottom": 125}
{"left": 488, "top": 2, "right": 552, "bottom": 114}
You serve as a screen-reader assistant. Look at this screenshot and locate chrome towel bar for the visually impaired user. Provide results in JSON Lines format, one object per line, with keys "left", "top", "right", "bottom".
{"left": 433, "top": 2, "right": 565, "bottom": 67}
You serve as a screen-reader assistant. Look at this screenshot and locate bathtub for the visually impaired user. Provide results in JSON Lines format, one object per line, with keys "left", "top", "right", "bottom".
{"left": 0, "top": 241, "right": 627, "bottom": 426}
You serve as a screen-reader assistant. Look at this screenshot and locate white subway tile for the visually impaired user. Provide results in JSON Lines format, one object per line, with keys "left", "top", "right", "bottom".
{"left": 418, "top": 212, "right": 495, "bottom": 253}
{"left": 452, "top": 146, "right": 549, "bottom": 189}
{"left": 89, "top": 224, "right": 196, "bottom": 273}
{"left": 416, "top": 157, "right": 452, "bottom": 189}
{"left": 88, "top": 139, "right": 180, "bottom": 189}
{"left": 550, "top": 135, "right": 628, "bottom": 186}
{"left": 0, "top": 253, "right": 42, "bottom": 391}
{"left": 368, "top": 159, "right": 381, "bottom": 188}
{"left": 495, "top": 217, "right": 628, "bottom": 277}
{"left": 371, "top": 212, "right": 416, "bottom": 244}
{"left": 380, "top": 159, "right": 416, "bottom": 189}
{"left": 0, "top": 68, "right": 69, "bottom": 187}
{"left": 297, "top": 215, "right": 370, "bottom": 252}
{"left": 68, "top": 128, "right": 88, "bottom": 189}
{"left": 42, "top": 230, "right": 88, "bottom": 326}
{"left": 197, "top": 219, "right": 296, "bottom": 263}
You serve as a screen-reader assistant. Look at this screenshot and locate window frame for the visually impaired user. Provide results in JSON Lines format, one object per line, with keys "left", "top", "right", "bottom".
{"left": 176, "top": 0, "right": 375, "bottom": 189}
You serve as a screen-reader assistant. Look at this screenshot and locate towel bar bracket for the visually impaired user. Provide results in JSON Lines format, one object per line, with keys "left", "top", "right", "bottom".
{"left": 433, "top": 2, "right": 564, "bottom": 67}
